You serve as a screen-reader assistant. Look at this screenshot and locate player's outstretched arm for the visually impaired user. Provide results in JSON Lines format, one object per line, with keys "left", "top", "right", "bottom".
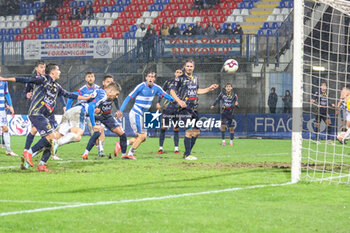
{"left": 211, "top": 92, "right": 223, "bottom": 109}
{"left": 170, "top": 90, "right": 187, "bottom": 108}
{"left": 197, "top": 84, "right": 219, "bottom": 94}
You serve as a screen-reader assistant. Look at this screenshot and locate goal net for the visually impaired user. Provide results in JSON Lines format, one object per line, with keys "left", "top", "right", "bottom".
{"left": 293, "top": 0, "right": 350, "bottom": 183}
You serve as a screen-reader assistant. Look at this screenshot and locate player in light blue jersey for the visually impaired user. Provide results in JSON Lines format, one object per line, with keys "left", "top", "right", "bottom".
{"left": 120, "top": 71, "right": 175, "bottom": 160}
{"left": 0, "top": 66, "right": 17, "bottom": 156}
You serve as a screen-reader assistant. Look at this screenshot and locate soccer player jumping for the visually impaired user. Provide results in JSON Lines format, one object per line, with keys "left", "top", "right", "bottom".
{"left": 120, "top": 71, "right": 175, "bottom": 160}
{"left": 170, "top": 59, "right": 219, "bottom": 160}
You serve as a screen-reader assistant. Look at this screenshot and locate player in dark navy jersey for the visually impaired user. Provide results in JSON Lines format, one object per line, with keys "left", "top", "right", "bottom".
{"left": 210, "top": 83, "right": 239, "bottom": 146}
{"left": 311, "top": 81, "right": 335, "bottom": 143}
{"left": 170, "top": 59, "right": 219, "bottom": 160}
{"left": 0, "top": 63, "right": 92, "bottom": 172}
{"left": 156, "top": 68, "right": 183, "bottom": 155}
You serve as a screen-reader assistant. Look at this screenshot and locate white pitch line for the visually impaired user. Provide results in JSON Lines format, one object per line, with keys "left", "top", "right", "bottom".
{"left": 0, "top": 182, "right": 292, "bottom": 217}
{"left": 0, "top": 200, "right": 86, "bottom": 205}
{"left": 0, "top": 165, "right": 18, "bottom": 170}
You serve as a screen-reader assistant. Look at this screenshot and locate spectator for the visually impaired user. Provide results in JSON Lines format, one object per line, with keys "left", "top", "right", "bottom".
{"left": 160, "top": 23, "right": 169, "bottom": 37}
{"left": 3, "top": 0, "right": 18, "bottom": 15}
{"left": 135, "top": 23, "right": 147, "bottom": 55}
{"left": 204, "top": 22, "right": 216, "bottom": 36}
{"left": 224, "top": 25, "right": 234, "bottom": 35}
{"left": 233, "top": 24, "right": 243, "bottom": 35}
{"left": 69, "top": 2, "right": 81, "bottom": 20}
{"left": 46, "top": 5, "right": 58, "bottom": 21}
{"left": 282, "top": 90, "right": 292, "bottom": 113}
{"left": 36, "top": 6, "right": 46, "bottom": 22}
{"left": 216, "top": 27, "right": 224, "bottom": 35}
{"left": 169, "top": 23, "right": 181, "bottom": 36}
{"left": 192, "top": 21, "right": 204, "bottom": 35}
{"left": 206, "top": 0, "right": 217, "bottom": 9}
{"left": 183, "top": 25, "right": 193, "bottom": 36}
{"left": 268, "top": 87, "right": 278, "bottom": 113}
{"left": 82, "top": 2, "right": 94, "bottom": 20}
{"left": 193, "top": 0, "right": 204, "bottom": 11}
{"left": 143, "top": 24, "right": 157, "bottom": 61}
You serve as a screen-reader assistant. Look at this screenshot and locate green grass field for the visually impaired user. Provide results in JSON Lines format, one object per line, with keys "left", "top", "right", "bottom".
{"left": 1, "top": 136, "right": 350, "bottom": 232}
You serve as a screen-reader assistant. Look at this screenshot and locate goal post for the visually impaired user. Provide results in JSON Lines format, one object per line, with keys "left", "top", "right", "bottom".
{"left": 291, "top": 0, "right": 303, "bottom": 183}
{"left": 293, "top": 0, "right": 350, "bottom": 184}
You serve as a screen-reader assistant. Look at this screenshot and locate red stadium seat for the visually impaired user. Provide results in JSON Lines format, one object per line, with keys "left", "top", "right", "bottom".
{"left": 67, "top": 27, "right": 74, "bottom": 33}
{"left": 218, "top": 16, "right": 226, "bottom": 23}
{"left": 129, "top": 18, "right": 136, "bottom": 25}
{"left": 106, "top": 26, "right": 113, "bottom": 32}
{"left": 95, "top": 6, "right": 101, "bottom": 12}
{"left": 114, "top": 25, "right": 121, "bottom": 32}
{"left": 211, "top": 16, "right": 218, "bottom": 23}
{"left": 37, "top": 28, "right": 44, "bottom": 34}
{"left": 109, "top": 0, "right": 116, "bottom": 6}
{"left": 113, "top": 18, "right": 121, "bottom": 24}
{"left": 222, "top": 2, "right": 229, "bottom": 8}
{"left": 208, "top": 9, "right": 215, "bottom": 16}
{"left": 94, "top": 0, "right": 101, "bottom": 6}
{"left": 223, "top": 9, "right": 231, "bottom": 16}
{"left": 63, "top": 1, "right": 69, "bottom": 7}
{"left": 44, "top": 21, "right": 51, "bottom": 27}
{"left": 141, "top": 5, "right": 148, "bottom": 11}
{"left": 169, "top": 17, "right": 176, "bottom": 24}
{"left": 29, "top": 22, "right": 35, "bottom": 27}
{"left": 61, "top": 34, "right": 68, "bottom": 39}
{"left": 64, "top": 7, "right": 70, "bottom": 14}
{"left": 216, "top": 9, "right": 223, "bottom": 15}
{"left": 102, "top": 0, "right": 108, "bottom": 6}
{"left": 135, "top": 11, "right": 142, "bottom": 18}
{"left": 155, "top": 24, "right": 161, "bottom": 31}
{"left": 199, "top": 10, "right": 207, "bottom": 16}
{"left": 74, "top": 20, "right": 81, "bottom": 26}
{"left": 121, "top": 25, "right": 129, "bottom": 32}
{"left": 230, "top": 2, "right": 237, "bottom": 9}
{"left": 77, "top": 34, "right": 83, "bottom": 38}
{"left": 23, "top": 35, "right": 29, "bottom": 40}
{"left": 214, "top": 23, "right": 220, "bottom": 29}
{"left": 161, "top": 18, "right": 168, "bottom": 24}
{"left": 192, "top": 9, "right": 199, "bottom": 17}
{"left": 154, "top": 18, "right": 160, "bottom": 24}
{"left": 120, "top": 12, "right": 126, "bottom": 18}
{"left": 22, "top": 28, "right": 28, "bottom": 34}
{"left": 175, "top": 10, "right": 182, "bottom": 17}
{"left": 101, "top": 32, "right": 107, "bottom": 37}
{"left": 15, "top": 35, "right": 22, "bottom": 40}
{"left": 139, "top": 0, "right": 146, "bottom": 4}
{"left": 60, "top": 27, "right": 67, "bottom": 33}
{"left": 37, "top": 21, "right": 43, "bottom": 27}
{"left": 172, "top": 4, "right": 180, "bottom": 10}
{"left": 67, "top": 20, "right": 73, "bottom": 27}
{"left": 121, "top": 18, "right": 128, "bottom": 25}
{"left": 75, "top": 27, "right": 82, "bottom": 33}
{"left": 160, "top": 11, "right": 166, "bottom": 17}
{"left": 30, "top": 34, "right": 37, "bottom": 39}
{"left": 69, "top": 33, "right": 76, "bottom": 38}
{"left": 58, "top": 15, "right": 65, "bottom": 20}
{"left": 58, "top": 20, "right": 66, "bottom": 27}
{"left": 28, "top": 28, "right": 36, "bottom": 34}
{"left": 202, "top": 16, "right": 209, "bottom": 23}
{"left": 126, "top": 11, "right": 133, "bottom": 18}
{"left": 146, "top": 0, "right": 152, "bottom": 4}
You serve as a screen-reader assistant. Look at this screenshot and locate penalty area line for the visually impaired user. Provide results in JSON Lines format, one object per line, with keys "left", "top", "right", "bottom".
{"left": 0, "top": 182, "right": 292, "bottom": 217}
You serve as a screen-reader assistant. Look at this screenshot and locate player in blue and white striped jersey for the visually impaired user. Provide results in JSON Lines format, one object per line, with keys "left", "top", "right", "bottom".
{"left": 0, "top": 66, "right": 17, "bottom": 156}
{"left": 120, "top": 71, "right": 175, "bottom": 160}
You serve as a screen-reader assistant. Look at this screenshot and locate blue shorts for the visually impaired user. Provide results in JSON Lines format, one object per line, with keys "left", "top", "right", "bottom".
{"left": 29, "top": 114, "right": 55, "bottom": 136}
{"left": 221, "top": 109, "right": 234, "bottom": 127}
{"left": 177, "top": 107, "right": 199, "bottom": 130}
{"left": 95, "top": 114, "right": 120, "bottom": 131}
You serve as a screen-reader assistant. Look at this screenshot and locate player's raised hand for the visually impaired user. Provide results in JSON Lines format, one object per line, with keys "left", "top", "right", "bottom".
{"left": 115, "top": 110, "right": 123, "bottom": 119}
{"left": 209, "top": 84, "right": 219, "bottom": 91}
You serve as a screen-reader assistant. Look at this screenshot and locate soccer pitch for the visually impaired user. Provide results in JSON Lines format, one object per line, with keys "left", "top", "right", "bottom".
{"left": 1, "top": 136, "right": 350, "bottom": 232}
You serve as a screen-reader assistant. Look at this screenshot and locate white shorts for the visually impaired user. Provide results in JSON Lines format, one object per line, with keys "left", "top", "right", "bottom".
{"left": 0, "top": 111, "right": 8, "bottom": 127}
{"left": 129, "top": 110, "right": 147, "bottom": 135}
{"left": 56, "top": 106, "right": 86, "bottom": 135}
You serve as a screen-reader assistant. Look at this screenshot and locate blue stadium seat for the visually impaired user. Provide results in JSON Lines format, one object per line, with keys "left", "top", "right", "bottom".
{"left": 7, "top": 29, "right": 14, "bottom": 35}
{"left": 271, "top": 22, "right": 279, "bottom": 29}
{"left": 124, "top": 32, "right": 131, "bottom": 38}
{"left": 54, "top": 34, "right": 60, "bottom": 39}
{"left": 266, "top": 29, "right": 273, "bottom": 36}
{"left": 6, "top": 35, "right": 14, "bottom": 42}
{"left": 27, "top": 9, "right": 34, "bottom": 15}
{"left": 0, "top": 29, "right": 6, "bottom": 35}
{"left": 91, "top": 26, "right": 98, "bottom": 33}
{"left": 102, "top": 6, "right": 109, "bottom": 12}
{"left": 130, "top": 25, "right": 137, "bottom": 32}
{"left": 222, "top": 23, "right": 228, "bottom": 29}
{"left": 20, "top": 9, "right": 26, "bottom": 15}
{"left": 231, "top": 23, "right": 236, "bottom": 29}
{"left": 34, "top": 2, "right": 41, "bottom": 9}
{"left": 189, "top": 23, "right": 194, "bottom": 28}
{"left": 79, "top": 1, "right": 85, "bottom": 7}
{"left": 53, "top": 27, "right": 59, "bottom": 34}
{"left": 149, "top": 5, "right": 156, "bottom": 11}
{"left": 155, "top": 0, "right": 162, "bottom": 4}
{"left": 238, "top": 2, "right": 245, "bottom": 9}
{"left": 247, "top": 2, "right": 254, "bottom": 9}
{"left": 110, "top": 6, "right": 117, "bottom": 12}
{"left": 131, "top": 32, "right": 136, "bottom": 38}
{"left": 257, "top": 29, "right": 264, "bottom": 35}
{"left": 14, "top": 28, "right": 21, "bottom": 35}
{"left": 84, "top": 33, "right": 92, "bottom": 38}
{"left": 278, "top": 1, "right": 285, "bottom": 8}
{"left": 274, "top": 30, "right": 280, "bottom": 36}
{"left": 125, "top": 0, "right": 131, "bottom": 5}
{"left": 0, "top": 36, "right": 5, "bottom": 41}
{"left": 287, "top": 1, "right": 293, "bottom": 8}
{"left": 180, "top": 24, "right": 187, "bottom": 31}
{"left": 38, "top": 34, "right": 45, "bottom": 39}
{"left": 20, "top": 2, "right": 26, "bottom": 8}
{"left": 93, "top": 33, "right": 99, "bottom": 38}
{"left": 45, "top": 28, "right": 52, "bottom": 34}
{"left": 117, "top": 6, "right": 124, "bottom": 12}
{"left": 46, "top": 34, "right": 52, "bottom": 39}
{"left": 70, "top": 1, "right": 78, "bottom": 7}
{"left": 162, "top": 0, "right": 170, "bottom": 3}
{"left": 26, "top": 3, "right": 33, "bottom": 8}
{"left": 87, "top": 1, "right": 93, "bottom": 5}
{"left": 157, "top": 4, "right": 164, "bottom": 11}
{"left": 117, "top": 0, "right": 124, "bottom": 5}
{"left": 83, "top": 27, "right": 90, "bottom": 33}
{"left": 99, "top": 26, "right": 106, "bottom": 33}
{"left": 262, "top": 22, "right": 269, "bottom": 29}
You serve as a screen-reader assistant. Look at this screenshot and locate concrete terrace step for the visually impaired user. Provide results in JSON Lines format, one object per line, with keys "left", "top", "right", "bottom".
{"left": 256, "top": 3, "right": 279, "bottom": 8}
{"left": 250, "top": 10, "right": 273, "bottom": 15}
{"left": 245, "top": 17, "right": 268, "bottom": 23}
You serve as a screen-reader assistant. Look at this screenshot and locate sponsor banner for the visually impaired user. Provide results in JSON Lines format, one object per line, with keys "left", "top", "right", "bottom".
{"left": 24, "top": 38, "right": 113, "bottom": 60}
{"left": 7, "top": 114, "right": 338, "bottom": 139}
{"left": 163, "top": 35, "right": 241, "bottom": 57}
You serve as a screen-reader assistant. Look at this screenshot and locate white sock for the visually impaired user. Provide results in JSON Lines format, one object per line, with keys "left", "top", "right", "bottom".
{"left": 230, "top": 140, "right": 233, "bottom": 144}
{"left": 32, "top": 150, "right": 39, "bottom": 158}
{"left": 96, "top": 145, "right": 100, "bottom": 152}
{"left": 84, "top": 149, "right": 89, "bottom": 155}
{"left": 122, "top": 153, "right": 126, "bottom": 157}
{"left": 58, "top": 133, "right": 78, "bottom": 146}
{"left": 159, "top": 146, "right": 163, "bottom": 150}
{"left": 174, "top": 146, "right": 179, "bottom": 151}
{"left": 222, "top": 140, "right": 225, "bottom": 143}
{"left": 128, "top": 147, "right": 136, "bottom": 156}
{"left": 39, "top": 161, "right": 45, "bottom": 166}
{"left": 99, "top": 140, "right": 104, "bottom": 151}
{"left": 343, "top": 128, "right": 350, "bottom": 141}
{"left": 127, "top": 140, "right": 130, "bottom": 146}
{"left": 3, "top": 132, "right": 11, "bottom": 152}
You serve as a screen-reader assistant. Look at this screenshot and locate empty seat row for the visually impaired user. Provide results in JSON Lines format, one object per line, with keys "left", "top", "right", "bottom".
{"left": 0, "top": 15, "right": 35, "bottom": 22}
{"left": 266, "top": 14, "right": 287, "bottom": 22}
{"left": 261, "top": 22, "right": 280, "bottom": 30}
{"left": 0, "top": 22, "right": 29, "bottom": 29}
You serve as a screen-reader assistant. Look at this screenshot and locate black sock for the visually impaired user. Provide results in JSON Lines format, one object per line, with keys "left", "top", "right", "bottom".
{"left": 86, "top": 131, "right": 101, "bottom": 152}
{"left": 31, "top": 137, "right": 51, "bottom": 154}
{"left": 316, "top": 127, "right": 320, "bottom": 141}
{"left": 221, "top": 131, "right": 225, "bottom": 140}
{"left": 25, "top": 133, "right": 35, "bottom": 150}
{"left": 230, "top": 133, "right": 234, "bottom": 140}
{"left": 174, "top": 130, "right": 179, "bottom": 147}
{"left": 120, "top": 133, "right": 127, "bottom": 154}
{"left": 184, "top": 137, "right": 192, "bottom": 156}
{"left": 190, "top": 137, "right": 197, "bottom": 150}
{"left": 40, "top": 148, "right": 51, "bottom": 163}
{"left": 159, "top": 129, "right": 166, "bottom": 148}
{"left": 327, "top": 126, "right": 332, "bottom": 140}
